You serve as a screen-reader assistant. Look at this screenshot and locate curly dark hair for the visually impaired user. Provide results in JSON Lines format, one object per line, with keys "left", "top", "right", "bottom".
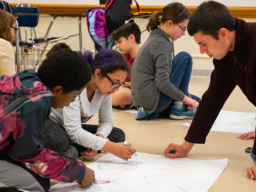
{"left": 46, "top": 43, "right": 71, "bottom": 57}
{"left": 37, "top": 49, "right": 91, "bottom": 93}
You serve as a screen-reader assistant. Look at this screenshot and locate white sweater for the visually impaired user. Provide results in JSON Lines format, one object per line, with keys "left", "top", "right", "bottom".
{"left": 50, "top": 88, "right": 113, "bottom": 150}
{"left": 0, "top": 38, "right": 16, "bottom": 76}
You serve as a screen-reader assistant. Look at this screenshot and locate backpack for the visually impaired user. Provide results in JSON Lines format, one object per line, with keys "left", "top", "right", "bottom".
{"left": 104, "top": 0, "right": 141, "bottom": 32}
{"left": 0, "top": 1, "right": 13, "bottom": 13}
{"left": 86, "top": 7, "right": 114, "bottom": 52}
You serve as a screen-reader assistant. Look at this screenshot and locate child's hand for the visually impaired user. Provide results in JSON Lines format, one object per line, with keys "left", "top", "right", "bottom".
{"left": 164, "top": 141, "right": 194, "bottom": 158}
{"left": 81, "top": 148, "right": 97, "bottom": 160}
{"left": 247, "top": 165, "right": 256, "bottom": 180}
{"left": 112, "top": 142, "right": 136, "bottom": 161}
{"left": 183, "top": 96, "right": 199, "bottom": 110}
{"left": 77, "top": 166, "right": 95, "bottom": 187}
{"left": 239, "top": 131, "right": 256, "bottom": 140}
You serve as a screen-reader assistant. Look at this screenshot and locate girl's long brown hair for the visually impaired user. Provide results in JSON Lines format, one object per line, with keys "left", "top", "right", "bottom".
{"left": 146, "top": 2, "right": 190, "bottom": 32}
{"left": 0, "top": 9, "right": 16, "bottom": 42}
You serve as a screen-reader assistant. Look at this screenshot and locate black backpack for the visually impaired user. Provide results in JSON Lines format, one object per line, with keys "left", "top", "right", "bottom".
{"left": 0, "top": 1, "right": 13, "bottom": 13}
{"left": 104, "top": 0, "right": 141, "bottom": 32}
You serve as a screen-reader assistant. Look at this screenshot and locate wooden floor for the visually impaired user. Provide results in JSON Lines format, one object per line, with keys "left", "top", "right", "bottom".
{"left": 50, "top": 77, "right": 256, "bottom": 191}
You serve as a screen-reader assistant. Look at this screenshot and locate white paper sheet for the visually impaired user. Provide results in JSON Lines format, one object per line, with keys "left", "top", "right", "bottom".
{"left": 50, "top": 153, "right": 228, "bottom": 192}
{"left": 211, "top": 110, "right": 256, "bottom": 133}
{"left": 182, "top": 122, "right": 191, "bottom": 127}
{"left": 181, "top": 110, "right": 256, "bottom": 134}
{"left": 123, "top": 110, "right": 137, "bottom": 114}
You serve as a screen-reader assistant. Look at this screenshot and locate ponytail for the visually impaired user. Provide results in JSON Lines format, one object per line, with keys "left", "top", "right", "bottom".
{"left": 146, "top": 2, "right": 190, "bottom": 32}
{"left": 146, "top": 11, "right": 162, "bottom": 32}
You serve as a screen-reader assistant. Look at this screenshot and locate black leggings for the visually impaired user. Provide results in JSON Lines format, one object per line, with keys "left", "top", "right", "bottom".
{"left": 42, "top": 118, "right": 125, "bottom": 158}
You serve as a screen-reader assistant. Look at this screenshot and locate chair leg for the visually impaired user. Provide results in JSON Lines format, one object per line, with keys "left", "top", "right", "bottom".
{"left": 40, "top": 16, "right": 57, "bottom": 59}
{"left": 32, "top": 45, "right": 41, "bottom": 70}
{"left": 16, "top": 20, "right": 21, "bottom": 72}
{"left": 78, "top": 16, "right": 82, "bottom": 52}
{"left": 20, "top": 48, "right": 28, "bottom": 71}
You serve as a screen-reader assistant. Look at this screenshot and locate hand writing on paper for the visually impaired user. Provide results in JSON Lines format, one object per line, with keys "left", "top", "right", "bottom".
{"left": 183, "top": 96, "right": 199, "bottom": 110}
{"left": 81, "top": 148, "right": 98, "bottom": 160}
{"left": 247, "top": 164, "right": 256, "bottom": 180}
{"left": 77, "top": 166, "right": 95, "bottom": 187}
{"left": 164, "top": 141, "right": 194, "bottom": 158}
{"left": 102, "top": 141, "right": 136, "bottom": 161}
{"left": 113, "top": 142, "right": 136, "bottom": 161}
{"left": 240, "top": 131, "right": 255, "bottom": 140}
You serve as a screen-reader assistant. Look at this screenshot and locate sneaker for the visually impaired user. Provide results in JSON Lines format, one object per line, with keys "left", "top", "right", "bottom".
{"left": 136, "top": 107, "right": 158, "bottom": 120}
{"left": 169, "top": 103, "right": 197, "bottom": 120}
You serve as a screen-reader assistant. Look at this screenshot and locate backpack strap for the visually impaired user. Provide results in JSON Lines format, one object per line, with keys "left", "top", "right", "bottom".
{"left": 7, "top": 2, "right": 13, "bottom": 13}
{"left": 0, "top": 1, "right": 13, "bottom": 13}
{"left": 0, "top": 1, "right": 6, "bottom": 10}
{"left": 133, "top": 0, "right": 141, "bottom": 12}
{"left": 104, "top": 0, "right": 113, "bottom": 26}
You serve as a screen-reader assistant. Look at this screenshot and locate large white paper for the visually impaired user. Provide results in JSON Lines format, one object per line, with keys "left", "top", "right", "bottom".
{"left": 50, "top": 153, "right": 228, "bottom": 192}
{"left": 211, "top": 110, "right": 256, "bottom": 133}
{"left": 181, "top": 110, "right": 256, "bottom": 134}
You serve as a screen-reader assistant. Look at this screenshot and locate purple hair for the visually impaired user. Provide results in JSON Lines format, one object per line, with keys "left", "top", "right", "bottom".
{"left": 78, "top": 49, "right": 128, "bottom": 75}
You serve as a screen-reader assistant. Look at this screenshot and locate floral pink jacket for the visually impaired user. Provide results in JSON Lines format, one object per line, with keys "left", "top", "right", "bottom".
{"left": 0, "top": 70, "right": 85, "bottom": 182}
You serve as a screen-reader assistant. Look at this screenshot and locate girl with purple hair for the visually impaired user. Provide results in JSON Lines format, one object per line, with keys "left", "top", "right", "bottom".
{"left": 42, "top": 49, "right": 136, "bottom": 161}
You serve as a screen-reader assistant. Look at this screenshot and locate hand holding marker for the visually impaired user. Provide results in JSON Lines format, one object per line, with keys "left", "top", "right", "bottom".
{"left": 124, "top": 141, "right": 137, "bottom": 156}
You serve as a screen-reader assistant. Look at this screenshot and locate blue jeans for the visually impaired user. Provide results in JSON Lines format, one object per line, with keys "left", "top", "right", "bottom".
{"left": 250, "top": 147, "right": 256, "bottom": 162}
{"left": 154, "top": 52, "right": 201, "bottom": 113}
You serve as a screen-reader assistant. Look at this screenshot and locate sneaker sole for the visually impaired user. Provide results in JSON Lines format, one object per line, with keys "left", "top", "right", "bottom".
{"left": 169, "top": 114, "right": 194, "bottom": 120}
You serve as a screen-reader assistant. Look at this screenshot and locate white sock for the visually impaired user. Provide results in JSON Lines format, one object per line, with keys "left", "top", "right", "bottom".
{"left": 174, "top": 101, "right": 183, "bottom": 109}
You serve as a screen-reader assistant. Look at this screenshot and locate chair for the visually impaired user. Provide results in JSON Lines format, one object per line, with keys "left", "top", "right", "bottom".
{"left": 32, "top": 15, "right": 83, "bottom": 63}
{"left": 12, "top": 3, "right": 41, "bottom": 71}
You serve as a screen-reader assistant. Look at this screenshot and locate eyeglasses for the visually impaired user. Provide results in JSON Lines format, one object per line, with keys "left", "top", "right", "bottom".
{"left": 174, "top": 22, "right": 186, "bottom": 35}
{"left": 104, "top": 73, "right": 125, "bottom": 89}
{"left": 10, "top": 26, "right": 18, "bottom": 34}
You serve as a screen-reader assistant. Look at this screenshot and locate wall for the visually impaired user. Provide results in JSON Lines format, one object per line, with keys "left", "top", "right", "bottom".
{"left": 27, "top": 16, "right": 255, "bottom": 71}
{"left": 8, "top": 0, "right": 256, "bottom": 6}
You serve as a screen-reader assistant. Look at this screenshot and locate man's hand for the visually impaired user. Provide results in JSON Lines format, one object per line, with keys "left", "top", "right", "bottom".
{"left": 239, "top": 131, "right": 255, "bottom": 140}
{"left": 247, "top": 165, "right": 256, "bottom": 180}
{"left": 164, "top": 141, "right": 194, "bottom": 158}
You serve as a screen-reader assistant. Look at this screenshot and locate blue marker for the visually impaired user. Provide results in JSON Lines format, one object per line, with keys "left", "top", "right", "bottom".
{"left": 169, "top": 150, "right": 176, "bottom": 154}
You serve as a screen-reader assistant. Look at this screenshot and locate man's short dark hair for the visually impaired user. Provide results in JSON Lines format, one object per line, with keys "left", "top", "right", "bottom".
{"left": 46, "top": 43, "right": 72, "bottom": 57}
{"left": 188, "top": 1, "right": 236, "bottom": 39}
{"left": 111, "top": 22, "right": 141, "bottom": 44}
{"left": 37, "top": 49, "right": 91, "bottom": 93}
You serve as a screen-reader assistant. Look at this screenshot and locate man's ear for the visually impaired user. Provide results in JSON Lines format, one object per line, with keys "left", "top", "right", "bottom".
{"left": 218, "top": 28, "right": 229, "bottom": 39}
{"left": 51, "top": 86, "right": 63, "bottom": 97}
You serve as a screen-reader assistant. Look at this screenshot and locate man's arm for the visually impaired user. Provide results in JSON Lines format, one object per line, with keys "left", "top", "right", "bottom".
{"left": 185, "top": 61, "right": 236, "bottom": 143}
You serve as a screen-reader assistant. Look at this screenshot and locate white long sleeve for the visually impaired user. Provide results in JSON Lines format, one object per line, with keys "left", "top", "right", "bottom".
{"left": 96, "top": 94, "right": 113, "bottom": 138}
{"left": 49, "top": 88, "right": 114, "bottom": 150}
